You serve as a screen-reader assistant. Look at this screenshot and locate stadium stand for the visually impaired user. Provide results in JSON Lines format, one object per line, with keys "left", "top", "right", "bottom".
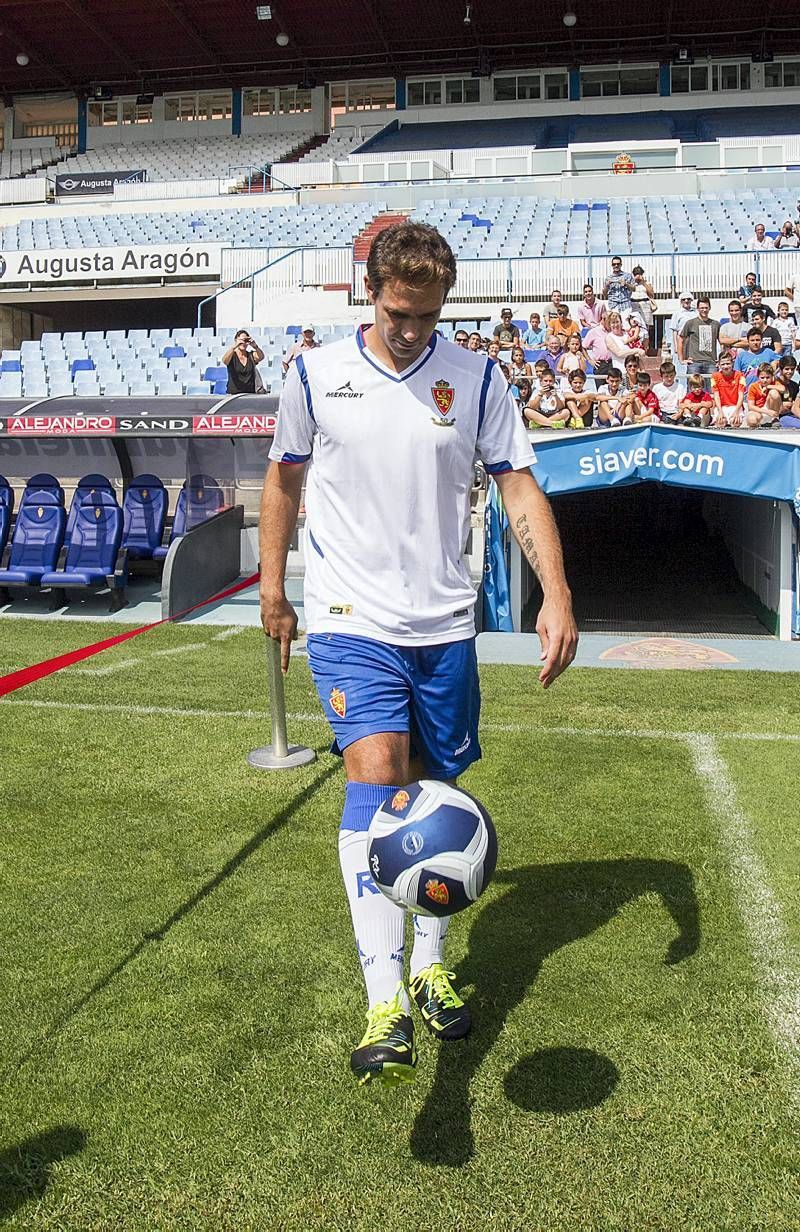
{"left": 0, "top": 201, "right": 382, "bottom": 250}
{"left": 299, "top": 127, "right": 383, "bottom": 162}
{"left": 0, "top": 144, "right": 60, "bottom": 179}
{"left": 39, "top": 133, "right": 315, "bottom": 186}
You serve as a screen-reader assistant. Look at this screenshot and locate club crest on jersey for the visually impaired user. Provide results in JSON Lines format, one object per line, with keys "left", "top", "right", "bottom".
{"left": 329, "top": 687, "right": 346, "bottom": 718}
{"left": 431, "top": 379, "right": 455, "bottom": 416}
{"left": 391, "top": 789, "right": 410, "bottom": 812}
{"left": 425, "top": 878, "right": 449, "bottom": 906}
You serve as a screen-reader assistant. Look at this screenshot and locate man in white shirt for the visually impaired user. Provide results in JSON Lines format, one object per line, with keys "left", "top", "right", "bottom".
{"left": 282, "top": 324, "right": 320, "bottom": 373}
{"left": 747, "top": 223, "right": 773, "bottom": 252}
{"left": 669, "top": 292, "right": 694, "bottom": 356}
{"left": 260, "top": 222, "right": 576, "bottom": 1088}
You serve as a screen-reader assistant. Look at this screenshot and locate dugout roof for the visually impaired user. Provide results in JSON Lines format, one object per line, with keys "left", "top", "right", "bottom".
{"left": 0, "top": 1, "right": 797, "bottom": 96}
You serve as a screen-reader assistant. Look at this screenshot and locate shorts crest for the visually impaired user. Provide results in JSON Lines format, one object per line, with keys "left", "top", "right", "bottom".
{"left": 329, "top": 686, "right": 346, "bottom": 718}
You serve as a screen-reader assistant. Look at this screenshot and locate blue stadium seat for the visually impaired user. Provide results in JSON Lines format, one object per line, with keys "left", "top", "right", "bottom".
{"left": 0, "top": 491, "right": 66, "bottom": 594}
{"left": 70, "top": 357, "right": 95, "bottom": 378}
{"left": 1, "top": 356, "right": 21, "bottom": 373}
{"left": 65, "top": 474, "right": 115, "bottom": 544}
{"left": 40, "top": 489, "right": 127, "bottom": 611}
{"left": 122, "top": 474, "right": 168, "bottom": 561}
{"left": 162, "top": 345, "right": 187, "bottom": 359}
{"left": 21, "top": 473, "right": 64, "bottom": 507}
{"left": 202, "top": 365, "right": 228, "bottom": 385}
{"left": 0, "top": 474, "right": 12, "bottom": 556}
{"left": 153, "top": 474, "right": 223, "bottom": 561}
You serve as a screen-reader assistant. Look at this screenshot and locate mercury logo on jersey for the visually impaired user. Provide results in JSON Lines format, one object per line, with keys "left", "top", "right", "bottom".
{"left": 326, "top": 380, "right": 363, "bottom": 398}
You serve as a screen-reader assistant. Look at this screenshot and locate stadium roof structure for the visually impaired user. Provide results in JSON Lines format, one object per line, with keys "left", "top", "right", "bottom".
{"left": 0, "top": 1, "right": 798, "bottom": 96}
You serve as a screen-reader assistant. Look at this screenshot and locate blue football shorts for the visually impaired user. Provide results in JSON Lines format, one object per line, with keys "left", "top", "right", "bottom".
{"left": 306, "top": 633, "right": 482, "bottom": 780}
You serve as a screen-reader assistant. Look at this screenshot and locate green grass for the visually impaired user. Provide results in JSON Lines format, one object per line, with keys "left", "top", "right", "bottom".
{"left": 0, "top": 617, "right": 799, "bottom": 1229}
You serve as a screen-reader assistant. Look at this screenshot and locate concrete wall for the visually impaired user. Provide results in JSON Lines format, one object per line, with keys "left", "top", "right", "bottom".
{"left": 703, "top": 491, "right": 787, "bottom": 632}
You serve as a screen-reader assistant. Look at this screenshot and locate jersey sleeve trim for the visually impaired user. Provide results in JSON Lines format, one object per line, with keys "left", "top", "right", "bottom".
{"left": 477, "top": 357, "right": 494, "bottom": 433}
{"left": 271, "top": 450, "right": 311, "bottom": 464}
{"left": 296, "top": 355, "right": 316, "bottom": 423}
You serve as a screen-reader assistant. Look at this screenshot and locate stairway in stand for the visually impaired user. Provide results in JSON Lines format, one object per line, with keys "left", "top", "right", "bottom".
{"left": 353, "top": 212, "right": 410, "bottom": 261}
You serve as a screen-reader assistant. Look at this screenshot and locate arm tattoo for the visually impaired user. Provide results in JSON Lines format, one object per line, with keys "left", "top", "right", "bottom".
{"left": 515, "top": 513, "right": 542, "bottom": 582}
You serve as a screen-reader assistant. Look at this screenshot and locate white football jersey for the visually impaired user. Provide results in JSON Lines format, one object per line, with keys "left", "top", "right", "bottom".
{"left": 269, "top": 327, "right": 536, "bottom": 645}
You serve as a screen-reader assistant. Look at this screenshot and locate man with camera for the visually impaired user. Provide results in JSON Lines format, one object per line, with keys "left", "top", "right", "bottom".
{"left": 221, "top": 329, "right": 265, "bottom": 394}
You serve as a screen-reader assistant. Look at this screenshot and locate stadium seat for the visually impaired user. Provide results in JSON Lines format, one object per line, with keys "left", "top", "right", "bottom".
{"left": 40, "top": 489, "right": 127, "bottom": 611}
{"left": 70, "top": 357, "right": 95, "bottom": 378}
{"left": 122, "top": 474, "right": 168, "bottom": 561}
{"left": 153, "top": 474, "right": 223, "bottom": 561}
{"left": 162, "top": 345, "right": 187, "bottom": 359}
{"left": 21, "top": 473, "right": 64, "bottom": 507}
{"left": 0, "top": 475, "right": 12, "bottom": 556}
{"left": 65, "top": 474, "right": 115, "bottom": 544}
{"left": 202, "top": 365, "right": 228, "bottom": 385}
{"left": 185, "top": 383, "right": 211, "bottom": 395}
{"left": 0, "top": 491, "right": 66, "bottom": 596}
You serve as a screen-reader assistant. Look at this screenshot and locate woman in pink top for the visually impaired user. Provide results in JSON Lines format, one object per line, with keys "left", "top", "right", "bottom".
{"left": 577, "top": 284, "right": 605, "bottom": 328}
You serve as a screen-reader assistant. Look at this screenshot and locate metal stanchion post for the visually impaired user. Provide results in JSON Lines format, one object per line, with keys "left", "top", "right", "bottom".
{"left": 247, "top": 636, "right": 316, "bottom": 770}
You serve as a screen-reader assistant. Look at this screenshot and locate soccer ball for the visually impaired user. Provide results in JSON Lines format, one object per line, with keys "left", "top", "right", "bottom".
{"left": 367, "top": 781, "right": 497, "bottom": 918}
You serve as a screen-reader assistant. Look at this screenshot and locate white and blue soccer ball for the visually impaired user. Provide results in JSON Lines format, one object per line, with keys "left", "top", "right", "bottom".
{"left": 367, "top": 781, "right": 497, "bottom": 918}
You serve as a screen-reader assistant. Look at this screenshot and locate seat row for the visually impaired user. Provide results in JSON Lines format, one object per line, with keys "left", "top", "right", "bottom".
{"left": 0, "top": 472, "right": 224, "bottom": 610}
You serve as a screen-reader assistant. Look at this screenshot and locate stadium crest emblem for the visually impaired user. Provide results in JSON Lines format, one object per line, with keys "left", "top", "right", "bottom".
{"left": 612, "top": 152, "right": 636, "bottom": 175}
{"left": 329, "top": 686, "right": 347, "bottom": 718}
{"left": 391, "top": 789, "right": 410, "bottom": 812}
{"left": 401, "top": 830, "right": 424, "bottom": 856}
{"left": 431, "top": 379, "right": 455, "bottom": 416}
{"left": 425, "top": 878, "right": 449, "bottom": 906}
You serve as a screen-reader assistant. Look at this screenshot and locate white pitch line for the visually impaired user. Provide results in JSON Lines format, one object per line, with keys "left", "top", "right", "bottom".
{"left": 71, "top": 658, "right": 140, "bottom": 677}
{"left": 3, "top": 698, "right": 800, "bottom": 747}
{"left": 151, "top": 642, "right": 208, "bottom": 658}
{"left": 211, "top": 625, "right": 247, "bottom": 641}
{"left": 689, "top": 735, "right": 800, "bottom": 1095}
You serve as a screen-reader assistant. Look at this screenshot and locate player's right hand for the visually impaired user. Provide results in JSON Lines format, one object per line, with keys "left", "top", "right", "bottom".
{"left": 260, "top": 591, "right": 298, "bottom": 674}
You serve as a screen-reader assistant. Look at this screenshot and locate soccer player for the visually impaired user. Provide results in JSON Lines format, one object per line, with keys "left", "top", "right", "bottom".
{"left": 259, "top": 223, "right": 577, "bottom": 1088}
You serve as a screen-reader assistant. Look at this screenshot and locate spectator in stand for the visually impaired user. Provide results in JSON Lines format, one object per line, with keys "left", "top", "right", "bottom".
{"left": 719, "top": 300, "right": 749, "bottom": 353}
{"left": 577, "top": 284, "right": 605, "bottom": 328}
{"left": 453, "top": 329, "right": 469, "bottom": 347}
{"left": 492, "top": 307, "right": 519, "bottom": 349}
{"left": 595, "top": 369, "right": 630, "bottom": 427}
{"left": 623, "top": 354, "right": 642, "bottom": 391}
{"left": 669, "top": 292, "right": 695, "bottom": 357}
{"left": 522, "top": 312, "right": 546, "bottom": 346}
{"left": 583, "top": 318, "right": 613, "bottom": 379}
{"left": 621, "top": 308, "right": 649, "bottom": 352}
{"left": 563, "top": 368, "right": 596, "bottom": 429}
{"left": 541, "top": 333, "right": 564, "bottom": 373}
{"left": 605, "top": 311, "right": 646, "bottom": 363}
{"left": 467, "top": 331, "right": 484, "bottom": 352}
{"left": 544, "top": 289, "right": 563, "bottom": 322}
{"left": 750, "top": 309, "right": 782, "bottom": 352}
{"left": 546, "top": 303, "right": 581, "bottom": 348}
{"left": 776, "top": 358, "right": 800, "bottom": 428}
{"left": 629, "top": 372, "right": 661, "bottom": 423}
{"left": 653, "top": 361, "right": 686, "bottom": 425}
{"left": 487, "top": 340, "right": 502, "bottom": 361}
{"left": 531, "top": 358, "right": 551, "bottom": 391}
{"left": 734, "top": 328, "right": 782, "bottom": 385}
{"left": 222, "top": 329, "right": 265, "bottom": 393}
{"left": 774, "top": 220, "right": 800, "bottom": 249}
{"left": 630, "top": 266, "right": 656, "bottom": 342}
{"left": 508, "top": 344, "right": 532, "bottom": 382}
{"left": 524, "top": 369, "right": 569, "bottom": 428}
{"left": 282, "top": 324, "right": 319, "bottom": 374}
{"left": 747, "top": 222, "right": 773, "bottom": 252}
{"left": 602, "top": 256, "right": 636, "bottom": 315}
{"left": 738, "top": 272, "right": 761, "bottom": 308}
{"left": 515, "top": 376, "right": 533, "bottom": 416}
{"left": 743, "top": 288, "right": 775, "bottom": 323}
{"left": 774, "top": 302, "right": 797, "bottom": 354}
{"left": 556, "top": 333, "right": 587, "bottom": 385}
{"left": 678, "top": 374, "right": 714, "bottom": 426}
{"left": 710, "top": 352, "right": 746, "bottom": 428}
{"left": 678, "top": 295, "right": 720, "bottom": 378}
{"left": 784, "top": 270, "right": 800, "bottom": 320}
{"left": 746, "top": 362, "right": 780, "bottom": 427}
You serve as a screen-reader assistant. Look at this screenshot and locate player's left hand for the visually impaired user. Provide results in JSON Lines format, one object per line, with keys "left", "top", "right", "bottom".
{"left": 536, "top": 594, "right": 578, "bottom": 688}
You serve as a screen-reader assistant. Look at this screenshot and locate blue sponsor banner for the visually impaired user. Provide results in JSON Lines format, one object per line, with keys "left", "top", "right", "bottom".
{"left": 530, "top": 425, "right": 800, "bottom": 505}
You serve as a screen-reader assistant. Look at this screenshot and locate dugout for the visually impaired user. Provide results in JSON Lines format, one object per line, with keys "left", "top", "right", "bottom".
{"left": 510, "top": 425, "right": 800, "bottom": 641}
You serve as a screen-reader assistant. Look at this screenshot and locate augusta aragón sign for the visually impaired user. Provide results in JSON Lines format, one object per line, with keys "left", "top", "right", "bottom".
{"left": 55, "top": 170, "right": 147, "bottom": 195}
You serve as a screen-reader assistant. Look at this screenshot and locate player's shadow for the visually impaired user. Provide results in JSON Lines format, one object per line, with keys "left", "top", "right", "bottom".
{"left": 0, "top": 1125, "right": 86, "bottom": 1220}
{"left": 410, "top": 858, "right": 699, "bottom": 1168}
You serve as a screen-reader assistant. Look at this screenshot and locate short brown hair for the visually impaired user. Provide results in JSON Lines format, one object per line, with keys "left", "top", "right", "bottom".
{"left": 366, "top": 222, "right": 457, "bottom": 296}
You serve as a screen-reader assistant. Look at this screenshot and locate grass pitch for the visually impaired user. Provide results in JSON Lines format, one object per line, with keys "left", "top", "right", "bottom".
{"left": 0, "top": 617, "right": 799, "bottom": 1230}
